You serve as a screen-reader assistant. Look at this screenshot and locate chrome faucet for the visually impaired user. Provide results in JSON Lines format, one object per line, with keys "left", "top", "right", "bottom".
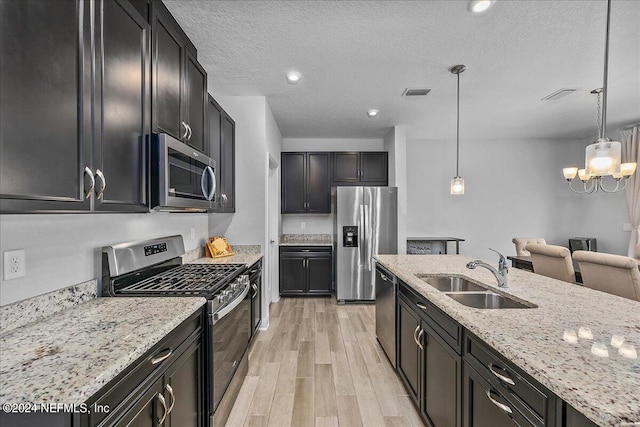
{"left": 466, "top": 248, "right": 509, "bottom": 288}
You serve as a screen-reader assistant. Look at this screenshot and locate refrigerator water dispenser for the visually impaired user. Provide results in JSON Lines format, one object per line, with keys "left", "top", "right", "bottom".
{"left": 343, "top": 226, "right": 358, "bottom": 247}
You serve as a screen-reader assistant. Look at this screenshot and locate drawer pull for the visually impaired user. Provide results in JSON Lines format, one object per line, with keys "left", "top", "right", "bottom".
{"left": 486, "top": 389, "right": 513, "bottom": 415}
{"left": 301, "top": 249, "right": 310, "bottom": 252}
{"left": 165, "top": 384, "right": 175, "bottom": 414}
{"left": 157, "top": 393, "right": 168, "bottom": 424}
{"left": 151, "top": 348, "right": 173, "bottom": 365}
{"left": 416, "top": 302, "right": 427, "bottom": 310}
{"left": 380, "top": 273, "right": 388, "bottom": 281}
{"left": 489, "top": 364, "right": 516, "bottom": 386}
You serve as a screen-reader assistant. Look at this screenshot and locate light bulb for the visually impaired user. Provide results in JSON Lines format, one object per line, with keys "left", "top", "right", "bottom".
{"left": 285, "top": 71, "right": 301, "bottom": 84}
{"left": 450, "top": 176, "right": 464, "bottom": 195}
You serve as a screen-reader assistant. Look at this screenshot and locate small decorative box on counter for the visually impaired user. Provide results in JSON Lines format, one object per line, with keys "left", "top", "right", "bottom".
{"left": 205, "top": 236, "right": 235, "bottom": 258}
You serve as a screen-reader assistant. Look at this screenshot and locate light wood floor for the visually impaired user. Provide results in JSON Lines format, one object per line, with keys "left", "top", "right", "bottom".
{"left": 225, "top": 297, "right": 424, "bottom": 427}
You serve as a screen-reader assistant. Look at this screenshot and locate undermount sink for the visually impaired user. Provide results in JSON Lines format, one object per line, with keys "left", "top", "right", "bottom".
{"left": 446, "top": 292, "right": 534, "bottom": 309}
{"left": 419, "top": 275, "right": 487, "bottom": 293}
{"left": 418, "top": 275, "right": 535, "bottom": 309}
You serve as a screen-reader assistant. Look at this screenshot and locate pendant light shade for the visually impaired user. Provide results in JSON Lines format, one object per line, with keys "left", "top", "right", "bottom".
{"left": 451, "top": 176, "right": 465, "bottom": 195}
{"left": 449, "top": 64, "right": 466, "bottom": 195}
{"left": 584, "top": 138, "right": 621, "bottom": 176}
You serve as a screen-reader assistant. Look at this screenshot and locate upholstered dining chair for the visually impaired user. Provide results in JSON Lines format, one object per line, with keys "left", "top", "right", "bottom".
{"left": 525, "top": 243, "right": 575, "bottom": 283}
{"left": 513, "top": 237, "right": 547, "bottom": 256}
{"left": 572, "top": 251, "right": 640, "bottom": 301}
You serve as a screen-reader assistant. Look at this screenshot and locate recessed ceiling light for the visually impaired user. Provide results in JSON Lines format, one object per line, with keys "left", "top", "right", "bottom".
{"left": 285, "top": 70, "right": 302, "bottom": 84}
{"left": 366, "top": 109, "right": 379, "bottom": 118}
{"left": 468, "top": 0, "right": 495, "bottom": 14}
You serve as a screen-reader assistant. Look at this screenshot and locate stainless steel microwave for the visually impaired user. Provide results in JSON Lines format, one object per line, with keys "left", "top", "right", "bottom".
{"left": 149, "top": 133, "right": 216, "bottom": 212}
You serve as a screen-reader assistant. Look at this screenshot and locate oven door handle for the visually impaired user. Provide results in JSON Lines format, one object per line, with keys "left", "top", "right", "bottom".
{"left": 210, "top": 283, "right": 250, "bottom": 325}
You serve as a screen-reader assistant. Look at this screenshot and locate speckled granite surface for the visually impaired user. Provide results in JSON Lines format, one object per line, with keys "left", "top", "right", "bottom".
{"left": 1, "top": 280, "right": 97, "bottom": 335}
{"left": 279, "top": 234, "right": 332, "bottom": 246}
{"left": 0, "top": 296, "right": 205, "bottom": 405}
{"left": 376, "top": 255, "right": 640, "bottom": 427}
{"left": 190, "top": 245, "right": 262, "bottom": 267}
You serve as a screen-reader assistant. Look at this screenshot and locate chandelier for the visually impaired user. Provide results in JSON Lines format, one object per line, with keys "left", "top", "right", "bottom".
{"left": 562, "top": 0, "right": 636, "bottom": 194}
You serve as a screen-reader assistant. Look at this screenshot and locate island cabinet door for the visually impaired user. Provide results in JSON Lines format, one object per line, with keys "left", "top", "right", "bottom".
{"left": 423, "top": 325, "right": 461, "bottom": 427}
{"left": 397, "top": 296, "right": 422, "bottom": 404}
{"left": 113, "top": 377, "right": 164, "bottom": 427}
{"left": 463, "top": 363, "right": 535, "bottom": 427}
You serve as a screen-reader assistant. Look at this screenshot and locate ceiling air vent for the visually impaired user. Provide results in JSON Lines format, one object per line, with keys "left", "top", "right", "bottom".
{"left": 541, "top": 88, "right": 578, "bottom": 101}
{"left": 402, "top": 88, "right": 431, "bottom": 97}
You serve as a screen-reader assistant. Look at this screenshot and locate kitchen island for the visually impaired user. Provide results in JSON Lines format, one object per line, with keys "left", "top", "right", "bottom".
{"left": 376, "top": 254, "right": 639, "bottom": 427}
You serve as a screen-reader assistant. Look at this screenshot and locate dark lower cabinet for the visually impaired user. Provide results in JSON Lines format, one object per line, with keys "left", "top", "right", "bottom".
{"left": 463, "top": 364, "right": 530, "bottom": 427}
{"left": 279, "top": 247, "right": 332, "bottom": 296}
{"left": 397, "top": 289, "right": 461, "bottom": 427}
{"left": 163, "top": 338, "right": 203, "bottom": 427}
{"left": 249, "top": 260, "right": 263, "bottom": 338}
{"left": 112, "top": 377, "right": 164, "bottom": 427}
{"left": 563, "top": 404, "right": 599, "bottom": 427}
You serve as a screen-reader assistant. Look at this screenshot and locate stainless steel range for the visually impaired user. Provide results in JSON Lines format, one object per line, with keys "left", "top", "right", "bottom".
{"left": 101, "top": 235, "right": 250, "bottom": 427}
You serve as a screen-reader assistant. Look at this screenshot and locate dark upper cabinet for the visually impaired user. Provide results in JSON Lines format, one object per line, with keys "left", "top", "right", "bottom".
{"left": 0, "top": 0, "right": 91, "bottom": 212}
{"left": 331, "top": 152, "right": 388, "bottom": 186}
{"left": 151, "top": 0, "right": 206, "bottom": 152}
{"left": 219, "top": 113, "right": 236, "bottom": 211}
{"left": 0, "top": 0, "right": 149, "bottom": 213}
{"left": 279, "top": 246, "right": 332, "bottom": 296}
{"left": 207, "top": 94, "right": 236, "bottom": 213}
{"left": 281, "top": 152, "right": 330, "bottom": 214}
{"left": 94, "top": 0, "right": 149, "bottom": 212}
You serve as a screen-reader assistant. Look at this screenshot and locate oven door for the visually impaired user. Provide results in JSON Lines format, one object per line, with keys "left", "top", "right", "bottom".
{"left": 151, "top": 133, "right": 216, "bottom": 211}
{"left": 210, "top": 283, "right": 251, "bottom": 413}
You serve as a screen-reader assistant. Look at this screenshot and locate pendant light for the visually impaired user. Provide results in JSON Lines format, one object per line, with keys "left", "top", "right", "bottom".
{"left": 450, "top": 64, "right": 466, "bottom": 195}
{"left": 562, "top": 0, "right": 636, "bottom": 193}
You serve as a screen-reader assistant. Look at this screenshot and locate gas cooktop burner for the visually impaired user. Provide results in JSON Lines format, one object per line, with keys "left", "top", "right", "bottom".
{"left": 116, "top": 263, "right": 246, "bottom": 296}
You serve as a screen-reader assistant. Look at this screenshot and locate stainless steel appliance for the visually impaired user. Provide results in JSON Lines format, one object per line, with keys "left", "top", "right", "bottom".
{"left": 149, "top": 133, "right": 216, "bottom": 212}
{"left": 102, "top": 235, "right": 248, "bottom": 427}
{"left": 375, "top": 263, "right": 397, "bottom": 368}
{"left": 333, "top": 186, "right": 398, "bottom": 303}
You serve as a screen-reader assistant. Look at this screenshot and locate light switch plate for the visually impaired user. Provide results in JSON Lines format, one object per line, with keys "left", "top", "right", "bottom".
{"left": 4, "top": 249, "right": 26, "bottom": 280}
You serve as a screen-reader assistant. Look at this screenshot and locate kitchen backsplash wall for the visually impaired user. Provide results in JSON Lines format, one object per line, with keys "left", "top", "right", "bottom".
{"left": 0, "top": 213, "right": 209, "bottom": 306}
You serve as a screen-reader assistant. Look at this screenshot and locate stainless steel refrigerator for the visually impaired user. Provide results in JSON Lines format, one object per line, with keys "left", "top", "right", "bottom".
{"left": 333, "top": 186, "right": 398, "bottom": 303}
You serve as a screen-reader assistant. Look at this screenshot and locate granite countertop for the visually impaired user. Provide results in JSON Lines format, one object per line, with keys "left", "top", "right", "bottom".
{"left": 375, "top": 255, "right": 640, "bottom": 427}
{"left": 188, "top": 244, "right": 263, "bottom": 267}
{"left": 0, "top": 296, "right": 206, "bottom": 405}
{"left": 279, "top": 234, "right": 333, "bottom": 246}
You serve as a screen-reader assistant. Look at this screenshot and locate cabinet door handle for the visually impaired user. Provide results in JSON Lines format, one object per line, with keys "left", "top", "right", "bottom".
{"left": 157, "top": 393, "right": 168, "bottom": 425}
{"left": 485, "top": 389, "right": 513, "bottom": 415}
{"left": 186, "top": 123, "right": 193, "bottom": 141}
{"left": 94, "top": 169, "right": 106, "bottom": 200}
{"left": 417, "top": 329, "right": 425, "bottom": 349}
{"left": 380, "top": 273, "right": 388, "bottom": 282}
{"left": 181, "top": 121, "right": 189, "bottom": 140}
{"left": 489, "top": 364, "right": 516, "bottom": 386}
{"left": 83, "top": 167, "right": 95, "bottom": 199}
{"left": 413, "top": 325, "right": 423, "bottom": 350}
{"left": 416, "top": 302, "right": 427, "bottom": 310}
{"left": 165, "top": 384, "right": 175, "bottom": 414}
{"left": 251, "top": 283, "right": 258, "bottom": 298}
{"left": 151, "top": 348, "right": 173, "bottom": 365}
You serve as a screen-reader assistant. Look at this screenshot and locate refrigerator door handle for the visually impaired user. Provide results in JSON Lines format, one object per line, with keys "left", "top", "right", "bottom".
{"left": 359, "top": 204, "right": 366, "bottom": 267}
{"left": 363, "top": 204, "right": 372, "bottom": 271}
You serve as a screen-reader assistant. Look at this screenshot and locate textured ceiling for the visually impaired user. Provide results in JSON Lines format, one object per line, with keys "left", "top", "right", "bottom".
{"left": 164, "top": 0, "right": 640, "bottom": 140}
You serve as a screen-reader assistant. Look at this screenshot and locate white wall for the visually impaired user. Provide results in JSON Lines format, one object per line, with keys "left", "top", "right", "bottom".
{"left": 406, "top": 136, "right": 631, "bottom": 261}
{"left": 0, "top": 213, "right": 208, "bottom": 305}
{"left": 281, "top": 138, "right": 385, "bottom": 234}
{"left": 384, "top": 126, "right": 407, "bottom": 254}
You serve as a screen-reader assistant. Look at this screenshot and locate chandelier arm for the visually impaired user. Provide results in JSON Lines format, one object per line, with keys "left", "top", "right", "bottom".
{"left": 568, "top": 179, "right": 595, "bottom": 194}
{"left": 599, "top": 178, "right": 625, "bottom": 193}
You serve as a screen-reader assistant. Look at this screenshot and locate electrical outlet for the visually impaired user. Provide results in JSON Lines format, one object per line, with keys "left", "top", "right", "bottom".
{"left": 190, "top": 228, "right": 196, "bottom": 240}
{"left": 301, "top": 222, "right": 306, "bottom": 230}
{"left": 623, "top": 223, "right": 633, "bottom": 232}
{"left": 4, "top": 249, "right": 26, "bottom": 280}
